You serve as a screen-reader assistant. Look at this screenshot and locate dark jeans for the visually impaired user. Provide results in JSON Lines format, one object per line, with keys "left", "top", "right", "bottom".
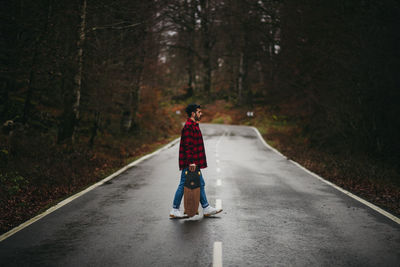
{"left": 172, "top": 168, "right": 209, "bottom": 209}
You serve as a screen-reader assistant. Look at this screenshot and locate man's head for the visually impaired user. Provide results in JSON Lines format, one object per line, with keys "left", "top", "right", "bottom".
{"left": 185, "top": 103, "right": 202, "bottom": 122}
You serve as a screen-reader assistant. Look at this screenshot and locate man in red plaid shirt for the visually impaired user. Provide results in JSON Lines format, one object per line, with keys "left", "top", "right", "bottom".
{"left": 170, "top": 104, "right": 223, "bottom": 218}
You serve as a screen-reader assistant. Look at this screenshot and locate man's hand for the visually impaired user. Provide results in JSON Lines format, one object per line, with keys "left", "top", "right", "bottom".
{"left": 189, "top": 164, "right": 196, "bottom": 172}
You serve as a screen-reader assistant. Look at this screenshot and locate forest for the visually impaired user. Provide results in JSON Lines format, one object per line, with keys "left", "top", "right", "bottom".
{"left": 1, "top": 0, "right": 399, "bottom": 234}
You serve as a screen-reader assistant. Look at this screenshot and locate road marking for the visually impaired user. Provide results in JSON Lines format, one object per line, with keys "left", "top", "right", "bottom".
{"left": 215, "top": 129, "right": 227, "bottom": 159}
{"left": 216, "top": 168, "right": 221, "bottom": 173}
{"left": 213, "top": 241, "right": 223, "bottom": 267}
{"left": 216, "top": 159, "right": 220, "bottom": 163}
{"left": 251, "top": 126, "right": 400, "bottom": 225}
{"left": 217, "top": 179, "right": 222, "bottom": 186}
{"left": 0, "top": 138, "right": 181, "bottom": 242}
{"left": 216, "top": 199, "right": 222, "bottom": 210}
{"left": 216, "top": 129, "right": 227, "bottom": 146}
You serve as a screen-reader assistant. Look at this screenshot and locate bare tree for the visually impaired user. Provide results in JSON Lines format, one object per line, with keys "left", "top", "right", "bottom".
{"left": 57, "top": 0, "right": 87, "bottom": 143}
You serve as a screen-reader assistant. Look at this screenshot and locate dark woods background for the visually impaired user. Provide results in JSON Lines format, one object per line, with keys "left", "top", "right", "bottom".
{"left": 1, "top": 0, "right": 399, "bottom": 232}
{"left": 1, "top": 0, "right": 169, "bottom": 143}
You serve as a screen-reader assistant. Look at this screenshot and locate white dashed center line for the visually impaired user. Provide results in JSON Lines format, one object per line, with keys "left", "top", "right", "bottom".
{"left": 216, "top": 199, "right": 222, "bottom": 210}
{"left": 213, "top": 241, "right": 223, "bottom": 267}
{"left": 213, "top": 131, "right": 225, "bottom": 267}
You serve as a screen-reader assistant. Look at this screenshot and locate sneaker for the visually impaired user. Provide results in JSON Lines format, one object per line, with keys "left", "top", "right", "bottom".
{"left": 184, "top": 210, "right": 199, "bottom": 215}
{"left": 169, "top": 208, "right": 185, "bottom": 219}
{"left": 203, "top": 205, "right": 223, "bottom": 217}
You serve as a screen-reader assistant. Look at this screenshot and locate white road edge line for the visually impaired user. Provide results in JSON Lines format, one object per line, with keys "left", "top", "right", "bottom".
{"left": 0, "top": 138, "right": 181, "bottom": 242}
{"left": 213, "top": 241, "right": 223, "bottom": 267}
{"left": 251, "top": 126, "right": 400, "bottom": 225}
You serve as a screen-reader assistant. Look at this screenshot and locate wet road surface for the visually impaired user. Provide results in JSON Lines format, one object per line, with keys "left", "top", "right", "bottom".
{"left": 1, "top": 124, "right": 399, "bottom": 266}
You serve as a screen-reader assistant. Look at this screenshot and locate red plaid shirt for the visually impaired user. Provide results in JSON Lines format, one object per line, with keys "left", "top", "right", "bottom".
{"left": 179, "top": 118, "right": 207, "bottom": 170}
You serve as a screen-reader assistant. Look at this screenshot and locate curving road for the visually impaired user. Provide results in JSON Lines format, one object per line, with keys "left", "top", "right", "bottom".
{"left": 1, "top": 124, "right": 399, "bottom": 266}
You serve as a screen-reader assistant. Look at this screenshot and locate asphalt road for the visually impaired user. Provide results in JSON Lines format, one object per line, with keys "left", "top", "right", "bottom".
{"left": 1, "top": 124, "right": 399, "bottom": 266}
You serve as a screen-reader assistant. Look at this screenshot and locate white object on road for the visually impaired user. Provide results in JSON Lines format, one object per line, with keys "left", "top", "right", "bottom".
{"left": 213, "top": 241, "right": 223, "bottom": 267}
{"left": 216, "top": 199, "right": 222, "bottom": 210}
{"left": 169, "top": 208, "right": 185, "bottom": 219}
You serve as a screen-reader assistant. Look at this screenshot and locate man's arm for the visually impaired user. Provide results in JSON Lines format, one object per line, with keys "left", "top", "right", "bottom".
{"left": 182, "top": 125, "right": 195, "bottom": 171}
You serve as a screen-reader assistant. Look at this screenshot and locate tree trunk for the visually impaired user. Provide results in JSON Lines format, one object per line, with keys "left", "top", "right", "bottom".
{"left": 22, "top": 0, "right": 52, "bottom": 124}
{"left": 200, "top": 0, "right": 212, "bottom": 96}
{"left": 129, "top": 50, "right": 146, "bottom": 133}
{"left": 0, "top": 80, "right": 10, "bottom": 121}
{"left": 237, "top": 52, "right": 244, "bottom": 103}
{"left": 72, "top": 0, "right": 86, "bottom": 142}
{"left": 185, "top": 0, "right": 196, "bottom": 97}
{"left": 120, "top": 30, "right": 147, "bottom": 134}
{"left": 57, "top": 0, "right": 86, "bottom": 143}
{"left": 22, "top": 37, "right": 39, "bottom": 124}
{"left": 89, "top": 111, "right": 100, "bottom": 148}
